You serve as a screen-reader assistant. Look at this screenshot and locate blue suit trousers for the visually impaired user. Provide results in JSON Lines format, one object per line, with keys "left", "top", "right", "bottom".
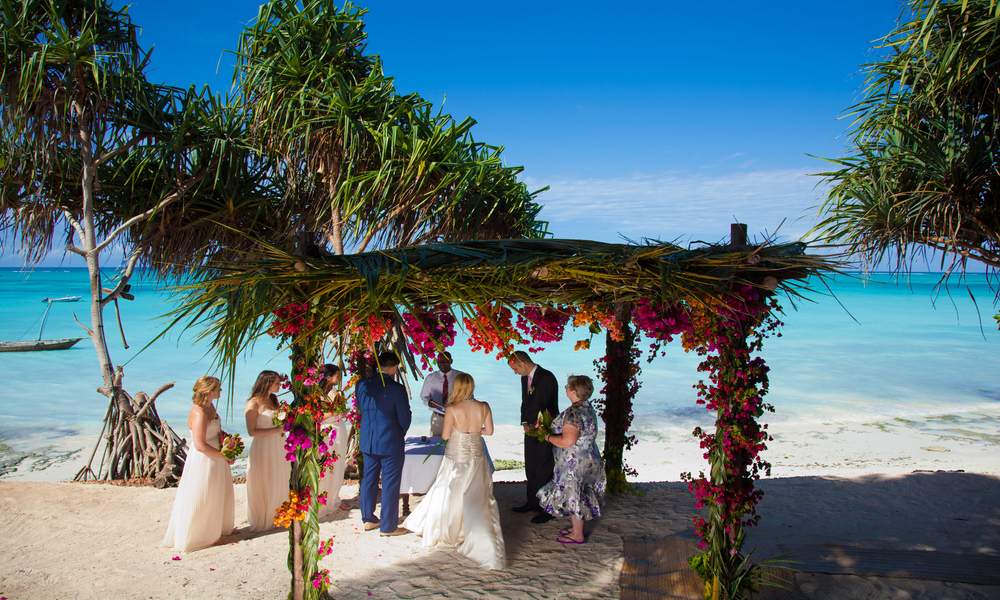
{"left": 360, "top": 450, "right": 404, "bottom": 533}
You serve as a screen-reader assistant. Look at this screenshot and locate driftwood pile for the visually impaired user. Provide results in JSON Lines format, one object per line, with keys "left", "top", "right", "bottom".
{"left": 74, "top": 367, "right": 187, "bottom": 488}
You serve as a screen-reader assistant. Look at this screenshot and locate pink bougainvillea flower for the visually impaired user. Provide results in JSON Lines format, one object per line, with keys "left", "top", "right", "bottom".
{"left": 171, "top": 555, "right": 181, "bottom": 561}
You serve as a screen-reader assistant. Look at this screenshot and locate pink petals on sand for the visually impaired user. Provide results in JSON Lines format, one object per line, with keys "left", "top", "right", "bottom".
{"left": 171, "top": 555, "right": 181, "bottom": 561}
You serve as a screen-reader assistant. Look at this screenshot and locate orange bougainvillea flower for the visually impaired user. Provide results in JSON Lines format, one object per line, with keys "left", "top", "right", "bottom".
{"left": 273, "top": 488, "right": 312, "bottom": 528}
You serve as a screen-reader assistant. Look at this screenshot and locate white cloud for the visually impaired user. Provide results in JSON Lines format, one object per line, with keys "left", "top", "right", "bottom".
{"left": 527, "top": 169, "right": 827, "bottom": 243}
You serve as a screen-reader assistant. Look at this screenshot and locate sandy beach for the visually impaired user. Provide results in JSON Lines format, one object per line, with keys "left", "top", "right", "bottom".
{"left": 1, "top": 471, "right": 998, "bottom": 599}
{"left": 1, "top": 374, "right": 998, "bottom": 599}
{"left": 2, "top": 410, "right": 1000, "bottom": 600}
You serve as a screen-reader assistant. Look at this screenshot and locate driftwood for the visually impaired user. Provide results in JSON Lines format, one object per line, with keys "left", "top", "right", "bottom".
{"left": 74, "top": 367, "right": 187, "bottom": 487}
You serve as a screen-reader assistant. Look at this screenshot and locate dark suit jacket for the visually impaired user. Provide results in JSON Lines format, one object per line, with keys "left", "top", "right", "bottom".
{"left": 358, "top": 373, "right": 411, "bottom": 455}
{"left": 520, "top": 366, "right": 559, "bottom": 425}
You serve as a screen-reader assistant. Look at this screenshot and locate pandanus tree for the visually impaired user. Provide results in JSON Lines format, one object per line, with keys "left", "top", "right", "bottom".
{"left": 0, "top": 0, "right": 275, "bottom": 483}
{"left": 815, "top": 0, "right": 1000, "bottom": 325}
{"left": 234, "top": 0, "right": 546, "bottom": 257}
{"left": 0, "top": 0, "right": 198, "bottom": 483}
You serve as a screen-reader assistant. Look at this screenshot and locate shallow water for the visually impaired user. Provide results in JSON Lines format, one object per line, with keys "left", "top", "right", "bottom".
{"left": 1, "top": 269, "right": 998, "bottom": 451}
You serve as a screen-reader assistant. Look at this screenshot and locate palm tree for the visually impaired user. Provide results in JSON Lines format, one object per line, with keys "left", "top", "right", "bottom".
{"left": 0, "top": 0, "right": 256, "bottom": 482}
{"left": 234, "top": 0, "right": 546, "bottom": 258}
{"left": 815, "top": 0, "right": 999, "bottom": 320}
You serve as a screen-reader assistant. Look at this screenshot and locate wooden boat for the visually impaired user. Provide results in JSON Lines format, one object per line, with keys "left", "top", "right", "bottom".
{"left": 0, "top": 337, "right": 82, "bottom": 352}
{"left": 0, "top": 296, "right": 84, "bottom": 352}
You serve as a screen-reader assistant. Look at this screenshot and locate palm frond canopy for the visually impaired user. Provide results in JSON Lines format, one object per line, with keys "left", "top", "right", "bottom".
{"left": 175, "top": 236, "right": 836, "bottom": 374}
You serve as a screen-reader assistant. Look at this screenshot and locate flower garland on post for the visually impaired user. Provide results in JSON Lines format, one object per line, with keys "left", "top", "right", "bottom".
{"left": 592, "top": 298, "right": 692, "bottom": 493}
{"left": 591, "top": 303, "right": 642, "bottom": 494}
{"left": 680, "top": 287, "right": 782, "bottom": 600}
{"left": 266, "top": 301, "right": 339, "bottom": 600}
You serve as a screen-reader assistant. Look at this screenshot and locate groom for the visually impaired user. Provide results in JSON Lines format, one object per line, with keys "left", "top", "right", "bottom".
{"left": 358, "top": 351, "right": 411, "bottom": 536}
{"left": 507, "top": 350, "right": 558, "bottom": 524}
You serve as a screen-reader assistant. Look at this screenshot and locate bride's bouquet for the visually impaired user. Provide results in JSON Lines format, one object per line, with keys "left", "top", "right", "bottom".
{"left": 221, "top": 433, "right": 245, "bottom": 461}
{"left": 526, "top": 410, "right": 554, "bottom": 443}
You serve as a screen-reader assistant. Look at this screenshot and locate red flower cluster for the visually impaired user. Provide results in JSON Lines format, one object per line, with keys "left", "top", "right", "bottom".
{"left": 515, "top": 304, "right": 575, "bottom": 352}
{"left": 402, "top": 304, "right": 457, "bottom": 370}
{"left": 311, "top": 568, "right": 331, "bottom": 590}
{"left": 318, "top": 536, "right": 334, "bottom": 558}
{"left": 355, "top": 314, "right": 392, "bottom": 348}
{"left": 632, "top": 298, "right": 692, "bottom": 358}
{"left": 463, "top": 304, "right": 525, "bottom": 359}
{"left": 268, "top": 303, "right": 314, "bottom": 338}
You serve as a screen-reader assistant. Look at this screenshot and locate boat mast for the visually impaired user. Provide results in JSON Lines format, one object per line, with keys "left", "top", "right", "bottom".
{"left": 38, "top": 298, "right": 54, "bottom": 341}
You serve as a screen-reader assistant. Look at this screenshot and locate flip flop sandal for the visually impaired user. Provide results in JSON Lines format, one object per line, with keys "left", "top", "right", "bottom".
{"left": 559, "top": 527, "right": 571, "bottom": 536}
{"left": 557, "top": 534, "right": 585, "bottom": 545}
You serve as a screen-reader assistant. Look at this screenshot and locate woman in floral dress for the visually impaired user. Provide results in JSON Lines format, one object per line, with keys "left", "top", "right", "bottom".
{"left": 536, "top": 375, "right": 606, "bottom": 544}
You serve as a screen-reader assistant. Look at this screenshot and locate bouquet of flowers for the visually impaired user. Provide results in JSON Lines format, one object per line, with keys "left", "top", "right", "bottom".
{"left": 271, "top": 402, "right": 290, "bottom": 427}
{"left": 526, "top": 410, "right": 554, "bottom": 443}
{"left": 221, "top": 433, "right": 245, "bottom": 461}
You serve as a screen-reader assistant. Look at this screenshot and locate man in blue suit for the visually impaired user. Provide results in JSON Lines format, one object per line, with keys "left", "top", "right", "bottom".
{"left": 358, "top": 350, "right": 412, "bottom": 536}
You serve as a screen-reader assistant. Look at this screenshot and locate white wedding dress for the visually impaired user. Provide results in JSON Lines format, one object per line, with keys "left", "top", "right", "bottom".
{"left": 246, "top": 409, "right": 290, "bottom": 531}
{"left": 162, "top": 417, "right": 235, "bottom": 551}
{"left": 402, "top": 429, "right": 506, "bottom": 570}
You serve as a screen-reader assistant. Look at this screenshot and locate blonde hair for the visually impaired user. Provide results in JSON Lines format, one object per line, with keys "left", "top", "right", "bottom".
{"left": 447, "top": 372, "right": 475, "bottom": 406}
{"left": 566, "top": 375, "right": 594, "bottom": 401}
{"left": 192, "top": 376, "right": 221, "bottom": 407}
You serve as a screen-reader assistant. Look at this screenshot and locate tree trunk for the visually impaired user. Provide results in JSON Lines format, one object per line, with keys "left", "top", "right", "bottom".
{"left": 602, "top": 303, "right": 635, "bottom": 494}
{"left": 78, "top": 122, "right": 115, "bottom": 388}
{"left": 71, "top": 111, "right": 186, "bottom": 485}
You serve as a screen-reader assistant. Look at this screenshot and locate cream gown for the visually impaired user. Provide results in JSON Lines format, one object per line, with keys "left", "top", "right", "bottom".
{"left": 402, "top": 429, "right": 506, "bottom": 570}
{"left": 317, "top": 414, "right": 351, "bottom": 517}
{"left": 246, "top": 408, "right": 291, "bottom": 531}
{"left": 162, "top": 417, "right": 235, "bottom": 551}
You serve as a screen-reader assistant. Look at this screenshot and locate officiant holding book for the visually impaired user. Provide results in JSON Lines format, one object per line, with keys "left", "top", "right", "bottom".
{"left": 419, "top": 352, "right": 466, "bottom": 436}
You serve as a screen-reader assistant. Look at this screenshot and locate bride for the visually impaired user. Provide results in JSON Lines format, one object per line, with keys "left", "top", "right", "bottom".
{"left": 403, "top": 373, "right": 506, "bottom": 570}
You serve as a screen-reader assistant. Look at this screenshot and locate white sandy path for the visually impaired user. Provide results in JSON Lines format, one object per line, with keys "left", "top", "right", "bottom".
{"left": 2, "top": 472, "right": 1000, "bottom": 599}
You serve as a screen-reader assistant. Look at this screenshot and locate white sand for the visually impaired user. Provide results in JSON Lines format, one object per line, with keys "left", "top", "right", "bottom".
{"left": 1, "top": 471, "right": 999, "bottom": 599}
{"left": 1, "top": 405, "right": 999, "bottom": 598}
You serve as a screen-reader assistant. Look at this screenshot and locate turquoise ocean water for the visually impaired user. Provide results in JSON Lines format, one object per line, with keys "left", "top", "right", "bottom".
{"left": 1, "top": 268, "right": 999, "bottom": 448}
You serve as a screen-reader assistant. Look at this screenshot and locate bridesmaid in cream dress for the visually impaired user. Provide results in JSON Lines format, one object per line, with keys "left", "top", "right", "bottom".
{"left": 162, "top": 376, "right": 235, "bottom": 552}
{"left": 245, "top": 370, "right": 290, "bottom": 531}
{"left": 317, "top": 364, "right": 352, "bottom": 517}
{"left": 403, "top": 373, "right": 506, "bottom": 570}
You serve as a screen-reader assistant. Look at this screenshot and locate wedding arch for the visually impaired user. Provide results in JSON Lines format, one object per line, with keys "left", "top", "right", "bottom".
{"left": 176, "top": 226, "right": 833, "bottom": 600}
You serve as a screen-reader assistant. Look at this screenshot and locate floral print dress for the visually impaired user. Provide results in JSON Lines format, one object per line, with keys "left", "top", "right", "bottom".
{"left": 537, "top": 401, "right": 606, "bottom": 520}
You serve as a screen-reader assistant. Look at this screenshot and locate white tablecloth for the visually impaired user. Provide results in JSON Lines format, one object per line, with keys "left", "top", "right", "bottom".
{"left": 400, "top": 435, "right": 495, "bottom": 494}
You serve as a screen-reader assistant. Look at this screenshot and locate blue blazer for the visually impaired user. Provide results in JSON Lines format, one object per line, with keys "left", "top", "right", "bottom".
{"left": 357, "top": 373, "right": 412, "bottom": 455}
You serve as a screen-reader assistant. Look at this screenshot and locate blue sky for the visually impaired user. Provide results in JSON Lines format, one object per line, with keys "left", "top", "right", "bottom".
{"left": 4, "top": 0, "right": 905, "bottom": 265}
